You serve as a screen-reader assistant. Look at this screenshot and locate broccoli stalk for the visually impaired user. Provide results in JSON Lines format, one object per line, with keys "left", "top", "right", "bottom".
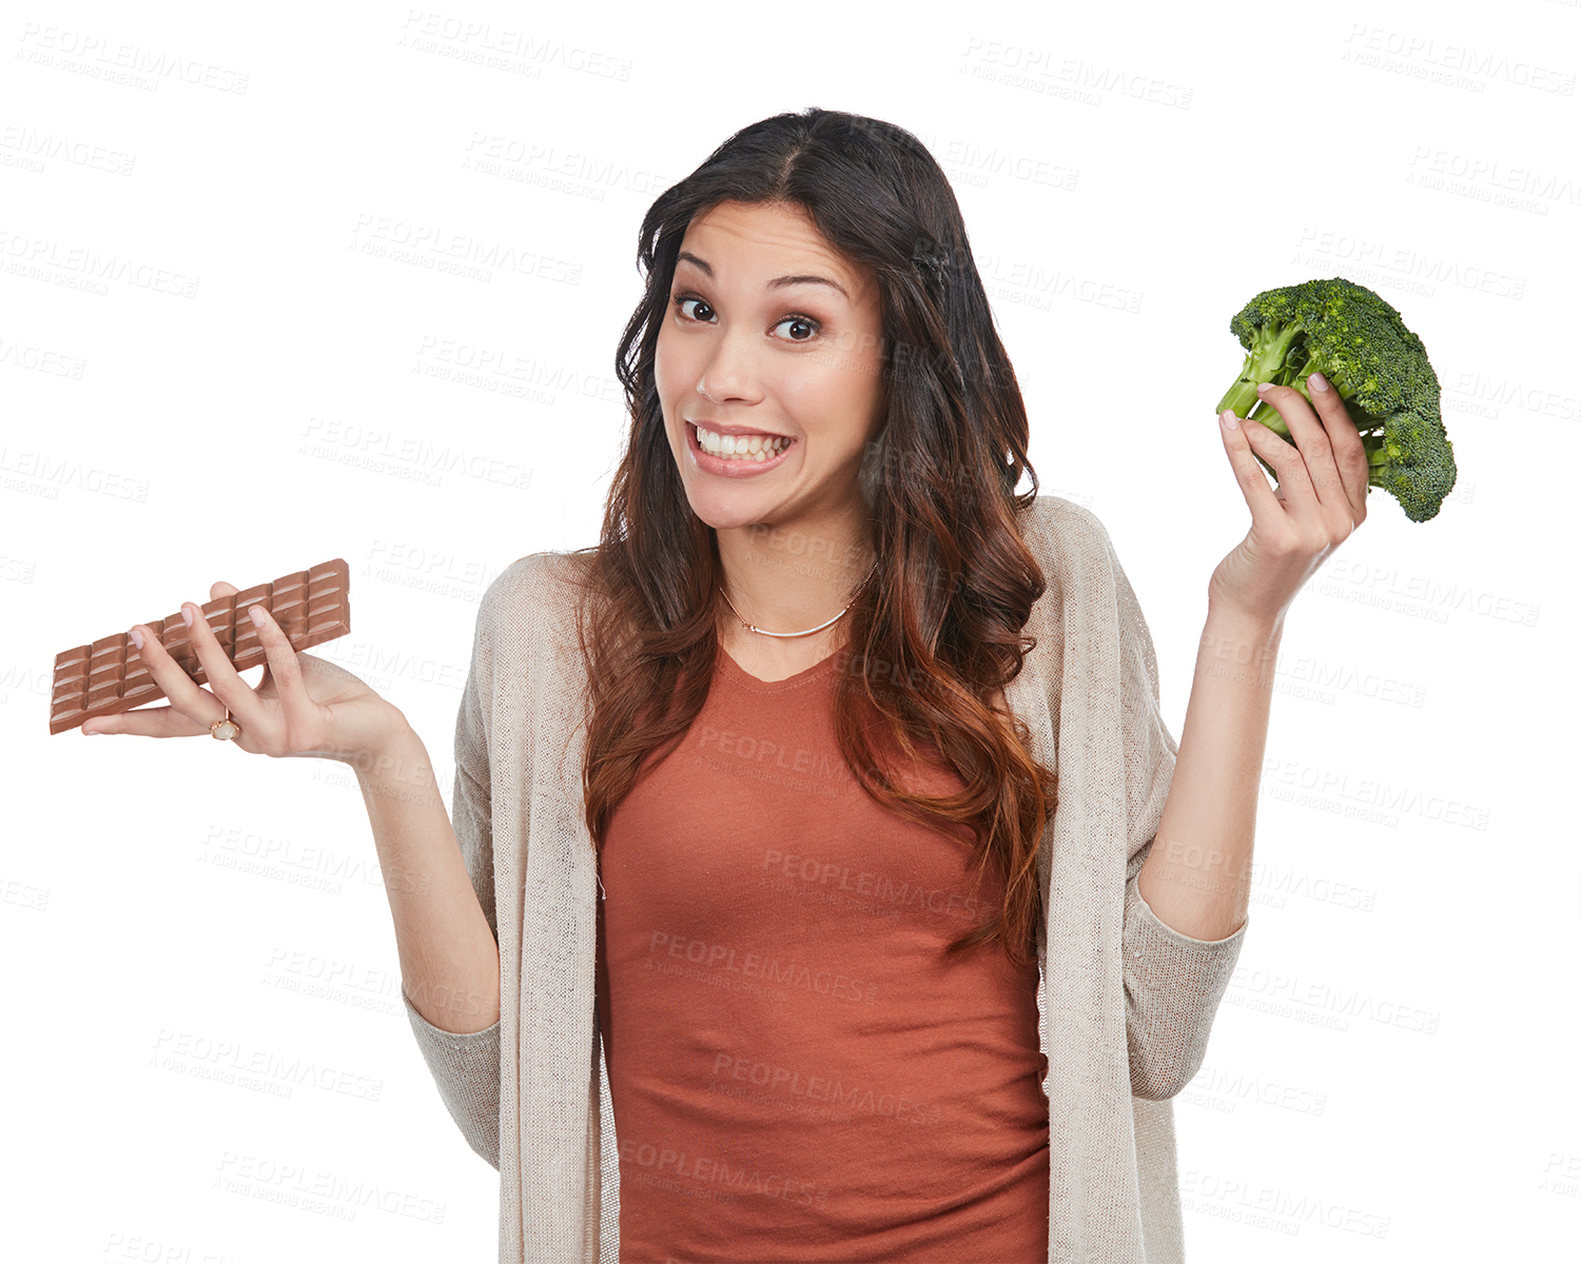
{"left": 1214, "top": 277, "right": 1457, "bottom": 522}
{"left": 1216, "top": 337, "right": 1392, "bottom": 475}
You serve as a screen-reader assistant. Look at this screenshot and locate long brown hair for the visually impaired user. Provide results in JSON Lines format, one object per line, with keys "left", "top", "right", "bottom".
{"left": 570, "top": 108, "right": 1058, "bottom": 968}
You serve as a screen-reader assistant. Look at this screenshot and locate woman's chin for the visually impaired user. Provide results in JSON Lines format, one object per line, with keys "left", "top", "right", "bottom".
{"left": 684, "top": 495, "right": 774, "bottom": 533}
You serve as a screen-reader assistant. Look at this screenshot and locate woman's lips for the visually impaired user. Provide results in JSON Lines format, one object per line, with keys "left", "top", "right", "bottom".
{"left": 686, "top": 421, "right": 797, "bottom": 478}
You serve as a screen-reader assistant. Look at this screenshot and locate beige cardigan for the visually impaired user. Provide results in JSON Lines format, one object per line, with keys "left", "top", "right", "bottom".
{"left": 402, "top": 495, "right": 1248, "bottom": 1262}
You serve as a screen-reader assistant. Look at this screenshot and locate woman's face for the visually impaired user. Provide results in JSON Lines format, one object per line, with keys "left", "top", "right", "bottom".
{"left": 655, "top": 199, "right": 888, "bottom": 535}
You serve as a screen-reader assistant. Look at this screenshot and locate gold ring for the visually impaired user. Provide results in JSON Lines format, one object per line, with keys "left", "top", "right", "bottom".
{"left": 210, "top": 706, "right": 241, "bottom": 741}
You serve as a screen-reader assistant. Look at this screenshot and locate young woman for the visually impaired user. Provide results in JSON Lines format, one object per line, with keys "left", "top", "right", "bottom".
{"left": 94, "top": 109, "right": 1371, "bottom": 1263}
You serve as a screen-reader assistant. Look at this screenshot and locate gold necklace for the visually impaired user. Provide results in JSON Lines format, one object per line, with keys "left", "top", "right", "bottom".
{"left": 718, "top": 559, "right": 879, "bottom": 638}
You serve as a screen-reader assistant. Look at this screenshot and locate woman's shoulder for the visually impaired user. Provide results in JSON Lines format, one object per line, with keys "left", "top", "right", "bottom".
{"left": 490, "top": 546, "right": 595, "bottom": 595}
{"left": 473, "top": 547, "right": 596, "bottom": 649}
{"left": 1015, "top": 493, "right": 1117, "bottom": 570}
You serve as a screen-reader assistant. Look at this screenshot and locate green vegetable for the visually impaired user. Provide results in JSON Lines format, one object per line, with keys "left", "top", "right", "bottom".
{"left": 1215, "top": 276, "right": 1457, "bottom": 523}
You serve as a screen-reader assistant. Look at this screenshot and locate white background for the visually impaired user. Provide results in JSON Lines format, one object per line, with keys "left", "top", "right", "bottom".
{"left": 4, "top": 0, "right": 1576, "bottom": 1259}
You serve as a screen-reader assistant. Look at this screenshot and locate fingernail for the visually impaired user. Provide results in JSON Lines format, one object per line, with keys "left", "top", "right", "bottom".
{"left": 1309, "top": 371, "right": 1329, "bottom": 392}
{"left": 180, "top": 604, "right": 194, "bottom": 627}
{"left": 1255, "top": 381, "right": 1273, "bottom": 395}
{"left": 248, "top": 604, "right": 266, "bottom": 627}
{"left": 1220, "top": 408, "right": 1239, "bottom": 430}
{"left": 83, "top": 724, "right": 101, "bottom": 735}
{"left": 128, "top": 626, "right": 144, "bottom": 649}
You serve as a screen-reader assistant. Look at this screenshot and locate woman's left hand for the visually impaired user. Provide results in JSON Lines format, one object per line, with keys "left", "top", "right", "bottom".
{"left": 1208, "top": 374, "right": 1370, "bottom": 626}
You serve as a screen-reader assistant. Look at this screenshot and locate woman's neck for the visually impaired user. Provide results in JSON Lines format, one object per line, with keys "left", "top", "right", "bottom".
{"left": 712, "top": 514, "right": 875, "bottom": 668}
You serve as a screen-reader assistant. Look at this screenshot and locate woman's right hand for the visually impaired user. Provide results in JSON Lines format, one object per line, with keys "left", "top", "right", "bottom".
{"left": 79, "top": 580, "right": 406, "bottom": 767}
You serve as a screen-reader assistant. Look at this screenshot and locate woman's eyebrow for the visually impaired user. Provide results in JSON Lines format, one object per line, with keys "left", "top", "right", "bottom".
{"left": 675, "top": 250, "right": 849, "bottom": 301}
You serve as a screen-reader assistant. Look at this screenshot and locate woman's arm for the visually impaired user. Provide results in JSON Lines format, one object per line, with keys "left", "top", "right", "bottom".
{"left": 1136, "top": 606, "right": 1281, "bottom": 942}
{"left": 394, "top": 585, "right": 504, "bottom": 1169}
{"left": 1140, "top": 373, "right": 1372, "bottom": 941}
{"left": 1102, "top": 531, "right": 1250, "bottom": 1103}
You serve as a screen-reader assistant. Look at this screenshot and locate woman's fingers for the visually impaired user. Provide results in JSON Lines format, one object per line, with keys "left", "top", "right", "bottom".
{"left": 1253, "top": 383, "right": 1334, "bottom": 513}
{"left": 1219, "top": 408, "right": 1287, "bottom": 523}
{"left": 1248, "top": 382, "right": 1362, "bottom": 550}
{"left": 91, "top": 623, "right": 219, "bottom": 738}
{"left": 79, "top": 581, "right": 268, "bottom": 741}
{"left": 181, "top": 599, "right": 264, "bottom": 729}
{"left": 244, "top": 602, "right": 316, "bottom": 738}
{"left": 81, "top": 700, "right": 203, "bottom": 738}
{"left": 1300, "top": 374, "right": 1370, "bottom": 523}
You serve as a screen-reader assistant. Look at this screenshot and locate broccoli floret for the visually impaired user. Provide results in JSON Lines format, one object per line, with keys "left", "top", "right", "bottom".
{"left": 1215, "top": 277, "right": 1457, "bottom": 523}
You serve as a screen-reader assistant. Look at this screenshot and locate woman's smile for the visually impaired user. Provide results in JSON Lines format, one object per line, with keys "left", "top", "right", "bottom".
{"left": 686, "top": 420, "right": 798, "bottom": 477}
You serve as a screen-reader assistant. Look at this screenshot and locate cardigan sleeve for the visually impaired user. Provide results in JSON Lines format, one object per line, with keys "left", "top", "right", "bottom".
{"left": 400, "top": 582, "right": 503, "bottom": 1169}
{"left": 1106, "top": 523, "right": 1248, "bottom": 1102}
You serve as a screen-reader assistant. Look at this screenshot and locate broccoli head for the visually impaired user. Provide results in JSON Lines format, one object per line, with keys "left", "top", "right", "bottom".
{"left": 1215, "top": 277, "right": 1457, "bottom": 523}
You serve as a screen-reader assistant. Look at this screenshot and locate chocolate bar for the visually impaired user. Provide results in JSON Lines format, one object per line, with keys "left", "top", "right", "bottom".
{"left": 49, "top": 558, "right": 350, "bottom": 735}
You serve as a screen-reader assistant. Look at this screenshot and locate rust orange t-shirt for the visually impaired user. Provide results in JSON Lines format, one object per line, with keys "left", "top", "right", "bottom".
{"left": 595, "top": 645, "right": 1050, "bottom": 1262}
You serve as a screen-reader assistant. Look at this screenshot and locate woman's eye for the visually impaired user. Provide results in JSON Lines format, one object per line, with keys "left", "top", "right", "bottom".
{"left": 773, "top": 315, "right": 821, "bottom": 342}
{"left": 674, "top": 296, "right": 713, "bottom": 322}
{"left": 671, "top": 295, "right": 820, "bottom": 342}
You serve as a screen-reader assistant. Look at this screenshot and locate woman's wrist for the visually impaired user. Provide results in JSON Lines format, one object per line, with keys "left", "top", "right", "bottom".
{"left": 345, "top": 703, "right": 424, "bottom": 779}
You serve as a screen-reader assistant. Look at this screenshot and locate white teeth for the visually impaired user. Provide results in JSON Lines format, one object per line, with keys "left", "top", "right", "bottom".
{"left": 694, "top": 423, "right": 790, "bottom": 460}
